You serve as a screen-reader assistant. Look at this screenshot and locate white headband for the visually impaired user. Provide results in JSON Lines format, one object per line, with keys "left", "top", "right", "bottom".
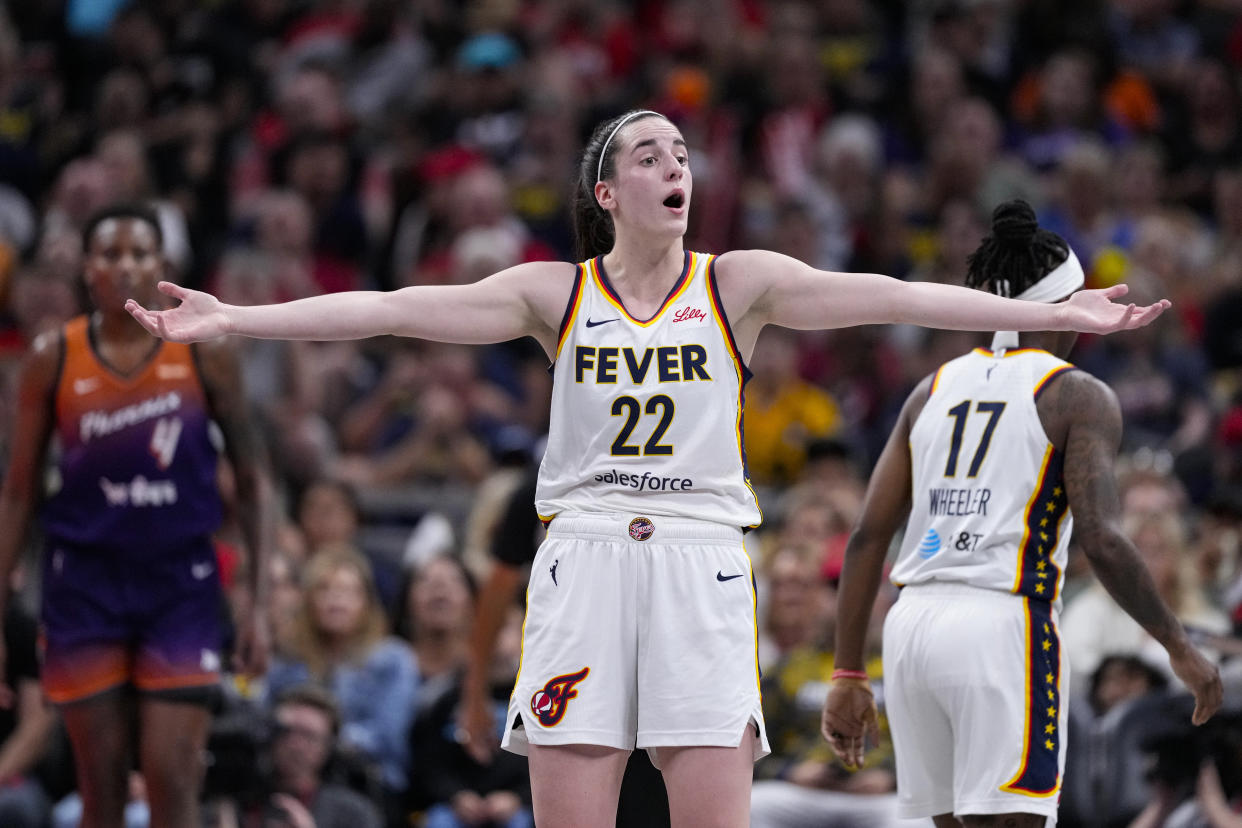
{"left": 990, "top": 248, "right": 1086, "bottom": 353}
{"left": 1014, "top": 248, "right": 1085, "bottom": 302}
{"left": 596, "top": 110, "right": 662, "bottom": 183}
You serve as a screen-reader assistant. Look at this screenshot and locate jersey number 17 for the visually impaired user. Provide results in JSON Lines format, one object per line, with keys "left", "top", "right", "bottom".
{"left": 944, "top": 400, "right": 1006, "bottom": 478}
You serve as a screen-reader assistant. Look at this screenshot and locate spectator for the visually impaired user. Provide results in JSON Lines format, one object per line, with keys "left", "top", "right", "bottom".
{"left": 1062, "top": 510, "right": 1229, "bottom": 681}
{"left": 397, "top": 554, "right": 476, "bottom": 714}
{"left": 0, "top": 594, "right": 56, "bottom": 828}
{"left": 744, "top": 328, "right": 843, "bottom": 488}
{"left": 407, "top": 603, "right": 532, "bottom": 828}
{"left": 264, "top": 547, "right": 418, "bottom": 798}
{"left": 751, "top": 547, "right": 900, "bottom": 828}
{"left": 236, "top": 684, "right": 383, "bottom": 828}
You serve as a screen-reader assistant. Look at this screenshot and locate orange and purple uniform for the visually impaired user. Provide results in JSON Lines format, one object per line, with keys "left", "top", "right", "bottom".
{"left": 39, "top": 316, "right": 225, "bottom": 704}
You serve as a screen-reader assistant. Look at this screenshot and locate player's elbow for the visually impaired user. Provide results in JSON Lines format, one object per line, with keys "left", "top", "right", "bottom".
{"left": 1077, "top": 521, "right": 1129, "bottom": 567}
{"left": 844, "top": 522, "right": 892, "bottom": 564}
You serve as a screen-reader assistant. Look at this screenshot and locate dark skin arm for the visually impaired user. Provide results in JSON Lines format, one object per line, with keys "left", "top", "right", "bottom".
{"left": 0, "top": 333, "right": 60, "bottom": 706}
{"left": 822, "top": 375, "right": 929, "bottom": 768}
{"left": 195, "top": 338, "right": 277, "bottom": 678}
{"left": 1040, "top": 370, "right": 1221, "bottom": 725}
{"left": 0, "top": 676, "right": 56, "bottom": 779}
{"left": 458, "top": 559, "right": 523, "bottom": 763}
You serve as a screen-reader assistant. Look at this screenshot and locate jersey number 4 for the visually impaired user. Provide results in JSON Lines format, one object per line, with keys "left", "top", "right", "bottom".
{"left": 944, "top": 400, "right": 1006, "bottom": 477}
{"left": 610, "top": 394, "right": 674, "bottom": 456}
{"left": 149, "top": 417, "right": 183, "bottom": 469}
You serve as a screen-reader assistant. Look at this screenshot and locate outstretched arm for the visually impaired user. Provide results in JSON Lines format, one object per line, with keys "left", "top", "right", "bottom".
{"left": 718, "top": 249, "right": 1169, "bottom": 338}
{"left": 822, "top": 377, "right": 924, "bottom": 768}
{"left": 1055, "top": 371, "right": 1222, "bottom": 725}
{"left": 126, "top": 261, "right": 577, "bottom": 354}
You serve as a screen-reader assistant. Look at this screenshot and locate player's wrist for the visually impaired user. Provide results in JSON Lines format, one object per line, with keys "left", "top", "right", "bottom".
{"left": 221, "top": 304, "right": 239, "bottom": 336}
{"left": 1051, "top": 299, "right": 1072, "bottom": 332}
{"left": 831, "top": 668, "right": 870, "bottom": 682}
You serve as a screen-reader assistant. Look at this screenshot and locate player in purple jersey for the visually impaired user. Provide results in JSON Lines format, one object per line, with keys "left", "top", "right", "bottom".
{"left": 0, "top": 204, "right": 276, "bottom": 828}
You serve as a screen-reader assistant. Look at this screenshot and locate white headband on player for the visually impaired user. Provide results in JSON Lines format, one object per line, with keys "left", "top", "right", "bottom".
{"left": 990, "top": 248, "right": 1086, "bottom": 353}
{"left": 597, "top": 111, "right": 663, "bottom": 183}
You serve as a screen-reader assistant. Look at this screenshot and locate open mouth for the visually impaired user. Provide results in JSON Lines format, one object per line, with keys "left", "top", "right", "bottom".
{"left": 663, "top": 191, "right": 685, "bottom": 209}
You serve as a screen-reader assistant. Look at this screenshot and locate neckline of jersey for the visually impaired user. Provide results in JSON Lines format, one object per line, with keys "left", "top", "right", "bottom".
{"left": 85, "top": 315, "right": 167, "bottom": 387}
{"left": 591, "top": 250, "right": 694, "bottom": 327}
{"left": 972, "top": 346, "right": 1052, "bottom": 358}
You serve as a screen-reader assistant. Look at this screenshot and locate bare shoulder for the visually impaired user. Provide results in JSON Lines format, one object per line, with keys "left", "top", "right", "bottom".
{"left": 902, "top": 373, "right": 937, "bottom": 425}
{"left": 711, "top": 249, "right": 803, "bottom": 346}
{"left": 22, "top": 329, "right": 64, "bottom": 382}
{"left": 713, "top": 249, "right": 792, "bottom": 296}
{"left": 1037, "top": 367, "right": 1121, "bottom": 451}
{"left": 492, "top": 260, "right": 581, "bottom": 330}
{"left": 189, "top": 335, "right": 242, "bottom": 381}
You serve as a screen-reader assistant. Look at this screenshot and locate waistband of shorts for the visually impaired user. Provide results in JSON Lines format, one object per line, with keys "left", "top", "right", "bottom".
{"left": 900, "top": 580, "right": 1050, "bottom": 606}
{"left": 546, "top": 511, "right": 744, "bottom": 545}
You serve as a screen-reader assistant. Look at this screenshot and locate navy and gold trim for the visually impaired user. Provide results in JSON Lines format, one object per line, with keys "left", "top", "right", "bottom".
{"left": 707, "top": 254, "right": 761, "bottom": 529}
{"left": 1000, "top": 599, "right": 1062, "bottom": 797}
{"left": 592, "top": 251, "right": 694, "bottom": 326}
{"left": 553, "top": 264, "right": 586, "bottom": 360}
{"left": 1033, "top": 365, "right": 1077, "bottom": 401}
{"left": 972, "top": 347, "right": 1051, "bottom": 359}
{"left": 1013, "top": 445, "right": 1067, "bottom": 601}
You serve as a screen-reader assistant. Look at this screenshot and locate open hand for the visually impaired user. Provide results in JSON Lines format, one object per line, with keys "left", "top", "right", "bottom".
{"left": 232, "top": 606, "right": 271, "bottom": 679}
{"left": 125, "top": 281, "right": 232, "bottom": 343}
{"left": 1060, "top": 284, "right": 1171, "bottom": 334}
{"left": 821, "top": 678, "right": 879, "bottom": 769}
{"left": 1169, "top": 645, "right": 1223, "bottom": 726}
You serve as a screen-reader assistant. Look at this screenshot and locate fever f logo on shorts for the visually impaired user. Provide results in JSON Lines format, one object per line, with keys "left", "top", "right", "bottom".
{"left": 530, "top": 667, "right": 590, "bottom": 727}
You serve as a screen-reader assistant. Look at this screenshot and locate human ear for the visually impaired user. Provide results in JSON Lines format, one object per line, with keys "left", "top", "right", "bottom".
{"left": 594, "top": 180, "right": 615, "bottom": 211}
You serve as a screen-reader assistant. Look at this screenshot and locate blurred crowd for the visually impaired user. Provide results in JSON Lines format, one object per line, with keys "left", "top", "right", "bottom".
{"left": 2, "top": 0, "right": 1242, "bottom": 826}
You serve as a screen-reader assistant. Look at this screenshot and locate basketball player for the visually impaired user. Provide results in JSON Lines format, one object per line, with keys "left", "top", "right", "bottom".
{"left": 0, "top": 204, "right": 275, "bottom": 828}
{"left": 821, "top": 200, "right": 1222, "bottom": 828}
{"left": 126, "top": 112, "right": 1170, "bottom": 828}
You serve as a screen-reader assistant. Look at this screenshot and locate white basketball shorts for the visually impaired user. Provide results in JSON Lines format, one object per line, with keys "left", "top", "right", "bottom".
{"left": 501, "top": 511, "right": 770, "bottom": 765}
{"left": 882, "top": 582, "right": 1068, "bottom": 822}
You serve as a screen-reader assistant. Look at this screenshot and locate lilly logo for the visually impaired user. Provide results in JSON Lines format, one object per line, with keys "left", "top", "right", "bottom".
{"left": 917, "top": 529, "right": 942, "bottom": 560}
{"left": 672, "top": 306, "right": 707, "bottom": 324}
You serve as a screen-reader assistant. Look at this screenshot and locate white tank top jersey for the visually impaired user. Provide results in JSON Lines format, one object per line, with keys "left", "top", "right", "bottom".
{"left": 535, "top": 251, "right": 763, "bottom": 529}
{"left": 891, "top": 347, "right": 1077, "bottom": 608}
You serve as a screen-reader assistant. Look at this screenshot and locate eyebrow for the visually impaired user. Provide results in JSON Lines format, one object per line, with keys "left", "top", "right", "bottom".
{"left": 630, "top": 137, "right": 687, "bottom": 154}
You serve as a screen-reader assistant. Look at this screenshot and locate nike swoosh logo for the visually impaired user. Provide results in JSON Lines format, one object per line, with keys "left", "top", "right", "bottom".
{"left": 585, "top": 317, "right": 620, "bottom": 328}
{"left": 716, "top": 571, "right": 744, "bottom": 582}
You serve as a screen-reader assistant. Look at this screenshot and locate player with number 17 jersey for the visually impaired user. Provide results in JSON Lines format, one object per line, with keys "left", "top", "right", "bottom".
{"left": 536, "top": 250, "right": 762, "bottom": 529}
{"left": 891, "top": 347, "right": 1076, "bottom": 607}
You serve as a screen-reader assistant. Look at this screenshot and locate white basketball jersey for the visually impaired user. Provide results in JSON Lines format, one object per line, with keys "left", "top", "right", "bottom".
{"left": 536, "top": 251, "right": 762, "bottom": 528}
{"left": 891, "top": 348, "right": 1077, "bottom": 607}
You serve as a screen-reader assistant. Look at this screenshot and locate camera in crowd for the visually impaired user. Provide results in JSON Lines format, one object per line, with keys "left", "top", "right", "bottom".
{"left": 1139, "top": 692, "right": 1242, "bottom": 796}
{"left": 202, "top": 696, "right": 276, "bottom": 806}
{"left": 202, "top": 685, "right": 387, "bottom": 822}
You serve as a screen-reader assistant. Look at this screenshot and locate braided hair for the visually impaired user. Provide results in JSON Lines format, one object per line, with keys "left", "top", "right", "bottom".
{"left": 965, "top": 200, "right": 1069, "bottom": 297}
